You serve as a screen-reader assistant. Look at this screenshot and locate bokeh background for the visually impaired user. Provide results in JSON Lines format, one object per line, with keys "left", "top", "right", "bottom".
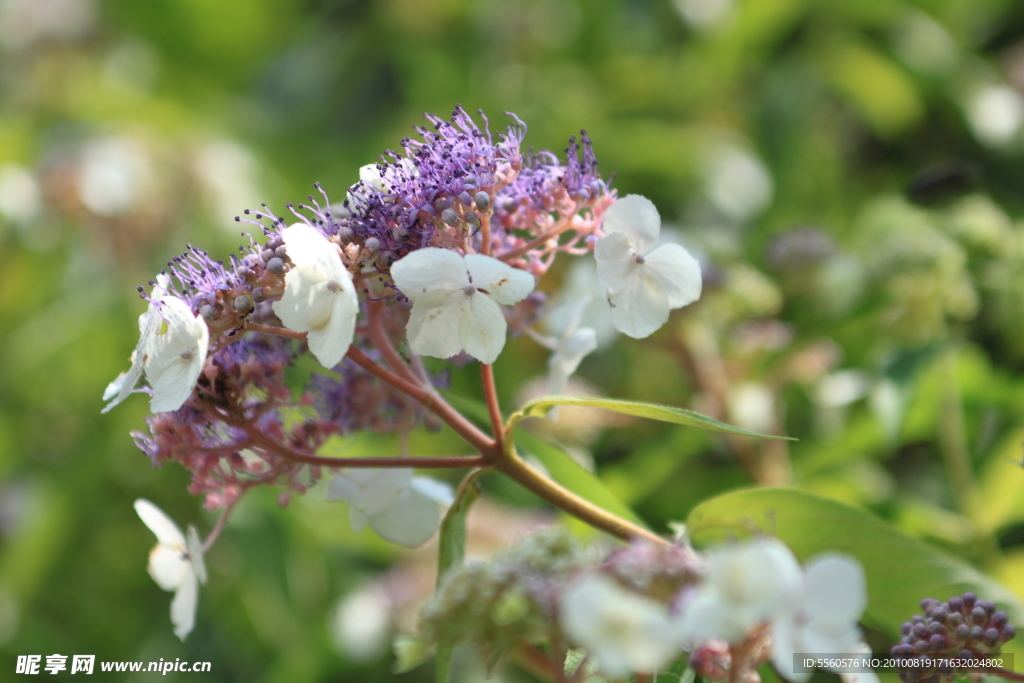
{"left": 6, "top": 0, "right": 1024, "bottom": 680}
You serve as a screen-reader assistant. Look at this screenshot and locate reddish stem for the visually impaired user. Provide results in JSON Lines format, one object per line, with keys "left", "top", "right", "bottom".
{"left": 497, "top": 211, "right": 576, "bottom": 262}
{"left": 481, "top": 364, "right": 504, "bottom": 443}
{"left": 346, "top": 346, "right": 500, "bottom": 459}
{"left": 245, "top": 321, "right": 307, "bottom": 340}
{"left": 365, "top": 297, "right": 421, "bottom": 386}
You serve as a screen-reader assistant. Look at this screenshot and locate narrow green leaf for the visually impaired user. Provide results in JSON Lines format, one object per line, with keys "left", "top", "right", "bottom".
{"left": 515, "top": 430, "right": 645, "bottom": 527}
{"left": 507, "top": 396, "right": 793, "bottom": 441}
{"left": 686, "top": 488, "right": 1024, "bottom": 633}
{"left": 434, "top": 470, "right": 483, "bottom": 683}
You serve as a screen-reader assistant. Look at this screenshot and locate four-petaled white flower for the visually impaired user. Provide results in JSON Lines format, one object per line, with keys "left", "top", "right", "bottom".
{"left": 675, "top": 537, "right": 802, "bottom": 645}
{"left": 595, "top": 195, "right": 702, "bottom": 339}
{"left": 272, "top": 223, "right": 359, "bottom": 369}
{"left": 102, "top": 277, "right": 210, "bottom": 414}
{"left": 560, "top": 574, "right": 679, "bottom": 679}
{"left": 134, "top": 499, "right": 207, "bottom": 641}
{"left": 530, "top": 298, "right": 598, "bottom": 395}
{"left": 390, "top": 247, "right": 535, "bottom": 364}
{"left": 771, "top": 554, "right": 874, "bottom": 683}
{"left": 326, "top": 469, "right": 454, "bottom": 548}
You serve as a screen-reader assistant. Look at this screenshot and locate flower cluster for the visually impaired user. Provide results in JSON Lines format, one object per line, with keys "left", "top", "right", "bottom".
{"left": 411, "top": 532, "right": 873, "bottom": 682}
{"left": 106, "top": 106, "right": 708, "bottom": 642}
{"left": 891, "top": 593, "right": 1017, "bottom": 683}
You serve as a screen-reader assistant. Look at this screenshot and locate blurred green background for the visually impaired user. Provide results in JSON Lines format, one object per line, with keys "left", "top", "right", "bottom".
{"left": 6, "top": 0, "right": 1024, "bottom": 680}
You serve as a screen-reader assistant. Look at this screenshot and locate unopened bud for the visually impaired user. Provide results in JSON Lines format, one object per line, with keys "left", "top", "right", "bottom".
{"left": 442, "top": 208, "right": 459, "bottom": 226}
{"left": 378, "top": 251, "right": 397, "bottom": 269}
{"left": 474, "top": 191, "right": 490, "bottom": 211}
{"left": 199, "top": 305, "right": 216, "bottom": 320}
{"left": 464, "top": 210, "right": 479, "bottom": 225}
{"left": 337, "top": 226, "right": 355, "bottom": 244}
{"left": 233, "top": 294, "right": 253, "bottom": 313}
{"left": 275, "top": 245, "right": 288, "bottom": 259}
{"left": 364, "top": 237, "right": 381, "bottom": 254}
{"left": 267, "top": 257, "right": 286, "bottom": 275}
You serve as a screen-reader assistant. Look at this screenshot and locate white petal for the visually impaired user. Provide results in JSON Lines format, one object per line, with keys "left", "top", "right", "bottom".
{"left": 326, "top": 474, "right": 360, "bottom": 502}
{"left": 550, "top": 328, "right": 598, "bottom": 379}
{"left": 103, "top": 371, "right": 128, "bottom": 402}
{"left": 644, "top": 243, "right": 703, "bottom": 308}
{"left": 675, "top": 590, "right": 752, "bottom": 645}
{"left": 170, "top": 571, "right": 199, "bottom": 641}
{"left": 349, "top": 506, "right": 368, "bottom": 533}
{"left": 281, "top": 223, "right": 347, "bottom": 281}
{"left": 390, "top": 248, "right": 470, "bottom": 302}
{"left": 409, "top": 476, "right": 455, "bottom": 505}
{"left": 594, "top": 232, "right": 637, "bottom": 295}
{"left": 607, "top": 270, "right": 671, "bottom": 339}
{"left": 135, "top": 499, "right": 187, "bottom": 547}
{"left": 144, "top": 297, "right": 209, "bottom": 413}
{"left": 602, "top": 195, "right": 661, "bottom": 254}
{"left": 305, "top": 277, "right": 358, "bottom": 368}
{"left": 406, "top": 289, "right": 469, "bottom": 359}
{"left": 148, "top": 544, "right": 190, "bottom": 591}
{"left": 330, "top": 469, "right": 412, "bottom": 517}
{"left": 771, "top": 616, "right": 810, "bottom": 683}
{"left": 274, "top": 267, "right": 334, "bottom": 331}
{"left": 804, "top": 554, "right": 866, "bottom": 625}
{"left": 459, "top": 292, "right": 508, "bottom": 364}
{"left": 102, "top": 309, "right": 159, "bottom": 413}
{"left": 465, "top": 254, "right": 535, "bottom": 305}
{"left": 187, "top": 526, "right": 207, "bottom": 586}
{"left": 359, "top": 163, "right": 386, "bottom": 192}
{"left": 368, "top": 488, "right": 443, "bottom": 548}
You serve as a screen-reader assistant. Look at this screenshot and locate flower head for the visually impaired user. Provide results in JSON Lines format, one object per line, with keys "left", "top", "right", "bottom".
{"left": 134, "top": 499, "right": 207, "bottom": 641}
{"left": 560, "top": 574, "right": 679, "bottom": 679}
{"left": 675, "top": 537, "right": 802, "bottom": 645}
{"left": 595, "top": 195, "right": 702, "bottom": 338}
{"left": 326, "top": 469, "right": 454, "bottom": 548}
{"left": 391, "top": 247, "right": 535, "bottom": 363}
{"left": 272, "top": 223, "right": 359, "bottom": 369}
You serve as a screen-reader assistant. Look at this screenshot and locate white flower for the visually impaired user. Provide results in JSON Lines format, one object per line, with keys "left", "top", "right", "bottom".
{"left": 560, "top": 574, "right": 679, "bottom": 679}
{"left": 133, "top": 499, "right": 207, "bottom": 641}
{"left": 326, "top": 469, "right": 454, "bottom": 548}
{"left": 530, "top": 298, "right": 598, "bottom": 395}
{"left": 272, "top": 223, "right": 359, "bottom": 369}
{"left": 145, "top": 296, "right": 210, "bottom": 413}
{"left": 102, "top": 277, "right": 209, "bottom": 414}
{"left": 675, "top": 537, "right": 802, "bottom": 645}
{"left": 390, "top": 247, "right": 535, "bottom": 364}
{"left": 771, "top": 554, "right": 871, "bottom": 683}
{"left": 595, "top": 195, "right": 702, "bottom": 339}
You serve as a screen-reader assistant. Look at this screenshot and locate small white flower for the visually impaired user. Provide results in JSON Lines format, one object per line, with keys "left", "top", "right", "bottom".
{"left": 102, "top": 276, "right": 209, "bottom": 414}
{"left": 272, "top": 223, "right": 359, "bottom": 369}
{"left": 675, "top": 537, "right": 802, "bottom": 645}
{"left": 134, "top": 499, "right": 207, "bottom": 641}
{"left": 326, "top": 469, "right": 454, "bottom": 548}
{"left": 145, "top": 296, "right": 210, "bottom": 413}
{"left": 390, "top": 248, "right": 535, "bottom": 364}
{"left": 595, "top": 195, "right": 702, "bottom": 339}
{"left": 560, "top": 574, "right": 679, "bottom": 679}
{"left": 530, "top": 298, "right": 598, "bottom": 395}
{"left": 771, "top": 554, "right": 871, "bottom": 683}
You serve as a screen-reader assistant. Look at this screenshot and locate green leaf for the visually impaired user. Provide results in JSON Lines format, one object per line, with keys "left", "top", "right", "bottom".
{"left": 434, "top": 470, "right": 483, "bottom": 683}
{"left": 686, "top": 488, "right": 1024, "bottom": 632}
{"left": 515, "top": 431, "right": 646, "bottom": 527}
{"left": 507, "top": 395, "right": 793, "bottom": 441}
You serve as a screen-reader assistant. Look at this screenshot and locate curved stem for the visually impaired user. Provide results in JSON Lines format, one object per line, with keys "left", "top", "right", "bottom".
{"left": 245, "top": 321, "right": 307, "bottom": 340}
{"left": 494, "top": 447, "right": 668, "bottom": 546}
{"left": 346, "top": 346, "right": 500, "bottom": 459}
{"left": 365, "top": 297, "right": 422, "bottom": 387}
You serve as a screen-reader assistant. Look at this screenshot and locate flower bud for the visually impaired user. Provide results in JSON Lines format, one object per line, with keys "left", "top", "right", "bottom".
{"left": 465, "top": 210, "right": 479, "bottom": 225}
{"left": 336, "top": 226, "right": 355, "bottom": 244}
{"left": 233, "top": 294, "right": 253, "bottom": 313}
{"left": 275, "top": 245, "right": 288, "bottom": 259}
{"left": 442, "top": 208, "right": 459, "bottom": 226}
{"left": 364, "top": 237, "right": 381, "bottom": 254}
{"left": 267, "top": 257, "right": 286, "bottom": 275}
{"left": 199, "top": 305, "right": 216, "bottom": 320}
{"left": 474, "top": 191, "right": 490, "bottom": 211}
